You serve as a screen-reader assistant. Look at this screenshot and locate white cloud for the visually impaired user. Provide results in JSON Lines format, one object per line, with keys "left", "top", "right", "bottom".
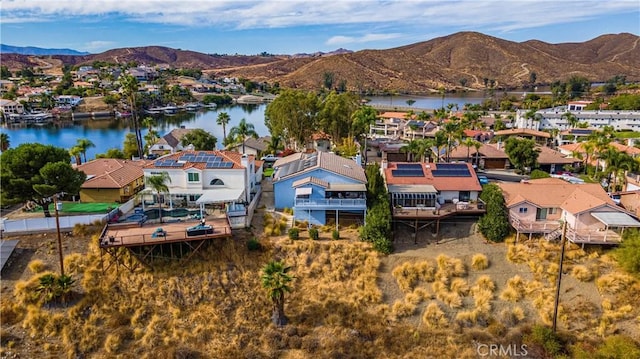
{"left": 327, "top": 33, "right": 402, "bottom": 46}
{"left": 2, "top": 0, "right": 638, "bottom": 33}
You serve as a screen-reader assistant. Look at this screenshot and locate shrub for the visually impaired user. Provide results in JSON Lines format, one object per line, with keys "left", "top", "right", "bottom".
{"left": 27, "top": 260, "right": 46, "bottom": 274}
{"left": 595, "top": 335, "right": 640, "bottom": 358}
{"left": 596, "top": 273, "right": 635, "bottom": 294}
{"left": 525, "top": 324, "right": 565, "bottom": 357}
{"left": 308, "top": 227, "right": 319, "bottom": 240}
{"left": 570, "top": 265, "right": 593, "bottom": 282}
{"left": 613, "top": 228, "right": 640, "bottom": 274}
{"left": 477, "top": 183, "right": 511, "bottom": 242}
{"left": 247, "top": 238, "right": 262, "bottom": 251}
{"left": 288, "top": 228, "right": 300, "bottom": 240}
{"left": 471, "top": 254, "right": 489, "bottom": 270}
{"left": 332, "top": 229, "right": 340, "bottom": 240}
{"left": 422, "top": 302, "right": 448, "bottom": 329}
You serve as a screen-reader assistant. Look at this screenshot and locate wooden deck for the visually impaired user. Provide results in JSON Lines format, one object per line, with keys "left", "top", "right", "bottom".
{"left": 393, "top": 202, "right": 485, "bottom": 220}
{"left": 99, "top": 217, "right": 232, "bottom": 248}
{"left": 568, "top": 228, "right": 622, "bottom": 245}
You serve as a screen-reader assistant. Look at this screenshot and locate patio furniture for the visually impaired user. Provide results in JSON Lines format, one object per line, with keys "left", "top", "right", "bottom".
{"left": 152, "top": 228, "right": 167, "bottom": 238}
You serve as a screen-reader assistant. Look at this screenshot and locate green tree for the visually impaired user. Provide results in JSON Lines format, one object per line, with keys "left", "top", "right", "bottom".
{"left": 123, "top": 133, "right": 139, "bottom": 160}
{"left": 75, "top": 138, "right": 95, "bottom": 163}
{"left": 318, "top": 91, "right": 360, "bottom": 142}
{"left": 614, "top": 229, "right": 640, "bottom": 274}
{"left": 0, "top": 133, "right": 10, "bottom": 151}
{"left": 1, "top": 144, "right": 86, "bottom": 216}
{"left": 0, "top": 65, "right": 11, "bottom": 79}
{"left": 265, "top": 89, "right": 319, "bottom": 150}
{"left": 181, "top": 129, "right": 217, "bottom": 150}
{"left": 145, "top": 172, "right": 171, "bottom": 222}
{"left": 229, "top": 118, "right": 258, "bottom": 154}
{"left": 477, "top": 183, "right": 510, "bottom": 242}
{"left": 265, "top": 136, "right": 283, "bottom": 155}
{"left": 95, "top": 148, "right": 126, "bottom": 159}
{"left": 360, "top": 197, "right": 393, "bottom": 254}
{"left": 216, "top": 112, "right": 231, "bottom": 142}
{"left": 406, "top": 99, "right": 416, "bottom": 107}
{"left": 529, "top": 169, "right": 551, "bottom": 179}
{"left": 261, "top": 260, "right": 294, "bottom": 326}
{"left": 323, "top": 71, "right": 335, "bottom": 90}
{"left": 561, "top": 112, "right": 579, "bottom": 129}
{"left": 504, "top": 137, "right": 539, "bottom": 174}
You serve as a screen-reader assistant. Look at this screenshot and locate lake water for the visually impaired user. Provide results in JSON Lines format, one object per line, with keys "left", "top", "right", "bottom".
{"left": 1, "top": 94, "right": 494, "bottom": 161}
{"left": 1, "top": 104, "right": 269, "bottom": 161}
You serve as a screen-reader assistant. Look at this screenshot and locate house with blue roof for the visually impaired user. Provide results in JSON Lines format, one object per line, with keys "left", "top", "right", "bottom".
{"left": 272, "top": 151, "right": 367, "bottom": 227}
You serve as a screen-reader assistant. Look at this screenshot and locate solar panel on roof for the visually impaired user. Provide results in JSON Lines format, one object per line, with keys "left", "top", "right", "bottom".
{"left": 223, "top": 162, "right": 233, "bottom": 168}
{"left": 392, "top": 169, "right": 424, "bottom": 177}
{"left": 436, "top": 163, "right": 468, "bottom": 169}
{"left": 397, "top": 163, "right": 423, "bottom": 170}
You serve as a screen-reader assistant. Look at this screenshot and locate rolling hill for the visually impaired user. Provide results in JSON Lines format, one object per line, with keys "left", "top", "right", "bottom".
{"left": 2, "top": 32, "right": 639, "bottom": 93}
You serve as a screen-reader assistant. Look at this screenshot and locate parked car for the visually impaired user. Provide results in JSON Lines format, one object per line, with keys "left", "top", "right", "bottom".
{"left": 477, "top": 175, "right": 489, "bottom": 185}
{"left": 261, "top": 154, "right": 277, "bottom": 161}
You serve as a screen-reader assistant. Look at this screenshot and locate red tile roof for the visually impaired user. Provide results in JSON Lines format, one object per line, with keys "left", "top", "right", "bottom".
{"left": 494, "top": 128, "right": 551, "bottom": 138}
{"left": 384, "top": 162, "right": 482, "bottom": 191}
{"left": 78, "top": 159, "right": 148, "bottom": 189}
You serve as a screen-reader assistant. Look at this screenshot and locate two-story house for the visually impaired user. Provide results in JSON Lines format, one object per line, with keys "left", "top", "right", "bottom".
{"left": 143, "top": 150, "right": 262, "bottom": 228}
{"left": 272, "top": 151, "right": 367, "bottom": 227}
{"left": 382, "top": 161, "right": 485, "bottom": 237}
{"left": 498, "top": 178, "right": 640, "bottom": 244}
{"left": 77, "top": 159, "right": 148, "bottom": 203}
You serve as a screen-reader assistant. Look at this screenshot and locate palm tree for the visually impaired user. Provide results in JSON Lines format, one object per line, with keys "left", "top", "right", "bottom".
{"left": 417, "top": 138, "right": 436, "bottom": 163}
{"left": 69, "top": 146, "right": 83, "bottom": 165}
{"left": 216, "top": 112, "right": 231, "bottom": 143}
{"left": 265, "top": 136, "right": 283, "bottom": 156}
{"left": 121, "top": 75, "right": 143, "bottom": 158}
{"left": 561, "top": 112, "right": 579, "bottom": 130}
{"left": 261, "top": 260, "right": 293, "bottom": 326}
{"left": 442, "top": 121, "right": 463, "bottom": 162}
{"left": 601, "top": 148, "right": 637, "bottom": 192}
{"left": 473, "top": 140, "right": 482, "bottom": 168}
{"left": 462, "top": 138, "right": 480, "bottom": 163}
{"left": 145, "top": 172, "right": 171, "bottom": 223}
{"left": 228, "top": 118, "right": 258, "bottom": 154}
{"left": 0, "top": 132, "right": 9, "bottom": 151}
{"left": 75, "top": 138, "right": 95, "bottom": 163}
{"left": 401, "top": 140, "right": 421, "bottom": 162}
{"left": 433, "top": 131, "right": 448, "bottom": 162}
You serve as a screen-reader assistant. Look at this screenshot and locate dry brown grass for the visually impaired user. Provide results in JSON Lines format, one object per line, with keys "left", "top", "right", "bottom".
{"left": 391, "top": 260, "right": 436, "bottom": 293}
{"left": 499, "top": 275, "right": 526, "bottom": 302}
{"left": 27, "top": 259, "right": 46, "bottom": 274}
{"left": 470, "top": 254, "right": 489, "bottom": 270}
{"left": 571, "top": 265, "right": 594, "bottom": 282}
{"left": 422, "top": 302, "right": 448, "bottom": 329}
{"left": 506, "top": 244, "right": 528, "bottom": 264}
{"left": 596, "top": 273, "right": 636, "bottom": 295}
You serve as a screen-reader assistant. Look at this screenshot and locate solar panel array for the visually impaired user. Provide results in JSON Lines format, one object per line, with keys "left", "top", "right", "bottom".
{"left": 392, "top": 169, "right": 424, "bottom": 177}
{"left": 155, "top": 152, "right": 236, "bottom": 168}
{"left": 432, "top": 163, "right": 471, "bottom": 177}
{"left": 155, "top": 159, "right": 184, "bottom": 167}
{"left": 397, "top": 163, "right": 423, "bottom": 170}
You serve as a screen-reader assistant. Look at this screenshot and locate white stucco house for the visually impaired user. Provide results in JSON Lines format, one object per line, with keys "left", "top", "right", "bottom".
{"left": 143, "top": 150, "right": 262, "bottom": 229}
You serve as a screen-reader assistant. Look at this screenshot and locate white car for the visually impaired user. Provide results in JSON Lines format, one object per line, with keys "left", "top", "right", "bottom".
{"left": 261, "top": 154, "right": 277, "bottom": 161}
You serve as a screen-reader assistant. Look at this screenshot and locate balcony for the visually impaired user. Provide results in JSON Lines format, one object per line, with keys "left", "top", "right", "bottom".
{"left": 295, "top": 198, "right": 367, "bottom": 210}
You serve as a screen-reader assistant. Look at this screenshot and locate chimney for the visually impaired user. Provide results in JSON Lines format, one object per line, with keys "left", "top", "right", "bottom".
{"left": 496, "top": 140, "right": 502, "bottom": 150}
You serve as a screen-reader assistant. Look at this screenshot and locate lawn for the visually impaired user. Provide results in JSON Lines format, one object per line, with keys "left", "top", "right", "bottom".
{"left": 263, "top": 167, "right": 275, "bottom": 177}
{"left": 34, "top": 201, "right": 118, "bottom": 214}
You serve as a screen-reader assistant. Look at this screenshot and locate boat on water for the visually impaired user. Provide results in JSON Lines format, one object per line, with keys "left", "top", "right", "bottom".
{"left": 184, "top": 102, "right": 203, "bottom": 111}
{"left": 6, "top": 112, "right": 53, "bottom": 124}
{"left": 115, "top": 111, "right": 132, "bottom": 118}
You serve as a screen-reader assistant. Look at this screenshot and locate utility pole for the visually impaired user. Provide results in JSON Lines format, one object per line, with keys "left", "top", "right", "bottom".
{"left": 53, "top": 194, "right": 65, "bottom": 276}
{"left": 552, "top": 220, "right": 568, "bottom": 332}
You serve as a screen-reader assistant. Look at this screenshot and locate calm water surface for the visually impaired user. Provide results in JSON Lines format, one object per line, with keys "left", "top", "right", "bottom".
{"left": 2, "top": 93, "right": 499, "bottom": 161}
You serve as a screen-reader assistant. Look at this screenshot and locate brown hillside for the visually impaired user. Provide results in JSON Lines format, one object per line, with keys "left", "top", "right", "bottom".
{"left": 2, "top": 32, "right": 638, "bottom": 93}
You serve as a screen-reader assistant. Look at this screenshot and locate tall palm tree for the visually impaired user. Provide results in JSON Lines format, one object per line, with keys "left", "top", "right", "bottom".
{"left": 462, "top": 138, "right": 480, "bottom": 163}
{"left": 417, "top": 138, "right": 436, "bottom": 163}
{"left": 265, "top": 136, "right": 283, "bottom": 156}
{"left": 216, "top": 112, "right": 231, "bottom": 143}
{"left": 401, "top": 139, "right": 421, "bottom": 162}
{"left": 0, "top": 132, "right": 9, "bottom": 151}
{"left": 75, "top": 138, "right": 95, "bottom": 163}
{"left": 601, "top": 148, "right": 637, "bottom": 192}
{"left": 433, "top": 131, "right": 448, "bottom": 163}
{"left": 442, "top": 121, "right": 463, "bottom": 162}
{"left": 261, "top": 260, "right": 293, "bottom": 326}
{"left": 145, "top": 172, "right": 171, "bottom": 223}
{"left": 229, "top": 118, "right": 259, "bottom": 154}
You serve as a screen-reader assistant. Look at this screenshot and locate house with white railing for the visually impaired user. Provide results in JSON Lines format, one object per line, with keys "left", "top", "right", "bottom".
{"left": 498, "top": 178, "right": 640, "bottom": 245}
{"left": 272, "top": 151, "right": 367, "bottom": 227}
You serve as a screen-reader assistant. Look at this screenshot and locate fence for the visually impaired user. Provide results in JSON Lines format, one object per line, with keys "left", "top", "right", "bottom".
{"left": 1, "top": 198, "right": 137, "bottom": 234}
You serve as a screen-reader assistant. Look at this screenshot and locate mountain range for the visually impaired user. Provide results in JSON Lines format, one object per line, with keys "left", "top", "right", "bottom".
{"left": 0, "top": 44, "right": 90, "bottom": 56}
{"left": 1, "top": 32, "right": 639, "bottom": 92}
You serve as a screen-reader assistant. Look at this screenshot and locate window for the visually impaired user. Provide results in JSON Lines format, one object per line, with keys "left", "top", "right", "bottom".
{"left": 189, "top": 194, "right": 201, "bottom": 202}
{"left": 209, "top": 178, "right": 224, "bottom": 186}
{"left": 519, "top": 207, "right": 528, "bottom": 213}
{"left": 548, "top": 208, "right": 558, "bottom": 214}
{"left": 188, "top": 172, "right": 200, "bottom": 182}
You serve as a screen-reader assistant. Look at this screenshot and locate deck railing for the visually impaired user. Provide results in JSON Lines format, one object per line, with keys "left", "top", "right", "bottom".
{"left": 100, "top": 226, "right": 232, "bottom": 247}
{"left": 295, "top": 198, "right": 367, "bottom": 208}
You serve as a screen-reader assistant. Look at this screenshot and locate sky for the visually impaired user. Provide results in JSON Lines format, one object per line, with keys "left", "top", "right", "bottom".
{"left": 1, "top": 0, "right": 639, "bottom": 55}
